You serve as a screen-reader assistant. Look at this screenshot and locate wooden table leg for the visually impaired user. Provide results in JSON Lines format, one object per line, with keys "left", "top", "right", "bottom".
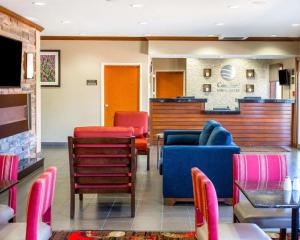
{"left": 291, "top": 208, "right": 299, "bottom": 240}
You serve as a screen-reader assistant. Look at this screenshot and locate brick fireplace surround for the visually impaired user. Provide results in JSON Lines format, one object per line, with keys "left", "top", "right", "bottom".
{"left": 0, "top": 6, "right": 44, "bottom": 176}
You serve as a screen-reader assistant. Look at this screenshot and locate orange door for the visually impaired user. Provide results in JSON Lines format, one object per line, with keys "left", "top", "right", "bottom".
{"left": 104, "top": 65, "right": 139, "bottom": 126}
{"left": 156, "top": 72, "right": 184, "bottom": 98}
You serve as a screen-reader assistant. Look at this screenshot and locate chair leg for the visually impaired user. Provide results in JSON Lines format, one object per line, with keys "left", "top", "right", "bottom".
{"left": 70, "top": 192, "right": 75, "bottom": 219}
{"left": 9, "top": 216, "right": 16, "bottom": 223}
{"left": 233, "top": 214, "right": 239, "bottom": 223}
{"left": 79, "top": 194, "right": 83, "bottom": 201}
{"left": 131, "top": 190, "right": 135, "bottom": 218}
{"left": 279, "top": 228, "right": 286, "bottom": 240}
{"left": 147, "top": 148, "right": 150, "bottom": 171}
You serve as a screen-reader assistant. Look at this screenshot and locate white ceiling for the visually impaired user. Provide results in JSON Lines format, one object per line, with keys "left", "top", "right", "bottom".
{"left": 2, "top": 0, "right": 300, "bottom": 37}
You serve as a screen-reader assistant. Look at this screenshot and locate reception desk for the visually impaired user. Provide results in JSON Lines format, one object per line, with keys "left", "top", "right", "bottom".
{"left": 149, "top": 98, "right": 295, "bottom": 146}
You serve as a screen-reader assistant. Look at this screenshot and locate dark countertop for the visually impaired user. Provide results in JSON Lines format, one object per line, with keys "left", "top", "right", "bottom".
{"left": 238, "top": 98, "right": 295, "bottom": 104}
{"left": 204, "top": 110, "right": 241, "bottom": 114}
{"left": 150, "top": 98, "right": 207, "bottom": 103}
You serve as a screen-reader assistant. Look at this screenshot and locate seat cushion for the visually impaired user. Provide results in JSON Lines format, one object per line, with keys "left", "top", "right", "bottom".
{"left": 234, "top": 201, "right": 291, "bottom": 228}
{"left": 219, "top": 223, "right": 270, "bottom": 240}
{"left": 199, "top": 120, "right": 220, "bottom": 145}
{"left": 135, "top": 138, "right": 148, "bottom": 151}
{"left": 196, "top": 223, "right": 270, "bottom": 240}
{"left": 0, "top": 222, "right": 52, "bottom": 240}
{"left": 166, "top": 134, "right": 199, "bottom": 145}
{"left": 206, "top": 126, "right": 232, "bottom": 145}
{"left": 0, "top": 205, "right": 14, "bottom": 224}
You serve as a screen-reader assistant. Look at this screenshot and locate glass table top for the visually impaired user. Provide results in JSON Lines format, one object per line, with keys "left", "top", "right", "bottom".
{"left": 235, "top": 180, "right": 300, "bottom": 208}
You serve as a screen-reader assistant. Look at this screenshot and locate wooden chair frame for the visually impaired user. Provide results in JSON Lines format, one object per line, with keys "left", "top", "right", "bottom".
{"left": 68, "top": 136, "right": 136, "bottom": 219}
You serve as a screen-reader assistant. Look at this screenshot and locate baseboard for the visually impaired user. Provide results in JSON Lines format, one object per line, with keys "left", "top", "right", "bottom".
{"left": 42, "top": 142, "right": 67, "bottom": 147}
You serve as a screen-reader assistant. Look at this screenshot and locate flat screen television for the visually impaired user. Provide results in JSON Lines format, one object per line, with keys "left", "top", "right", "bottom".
{"left": 279, "top": 69, "right": 290, "bottom": 85}
{"left": 0, "top": 35, "right": 22, "bottom": 87}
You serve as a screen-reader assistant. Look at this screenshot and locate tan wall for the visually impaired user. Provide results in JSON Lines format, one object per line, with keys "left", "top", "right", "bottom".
{"left": 152, "top": 58, "right": 186, "bottom": 71}
{"left": 148, "top": 41, "right": 300, "bottom": 57}
{"left": 41, "top": 40, "right": 149, "bottom": 142}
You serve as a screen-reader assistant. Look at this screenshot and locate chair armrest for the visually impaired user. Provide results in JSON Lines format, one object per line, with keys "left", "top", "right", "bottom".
{"left": 163, "top": 130, "right": 202, "bottom": 145}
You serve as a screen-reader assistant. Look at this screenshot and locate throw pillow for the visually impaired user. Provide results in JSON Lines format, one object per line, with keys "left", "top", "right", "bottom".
{"left": 206, "top": 126, "right": 233, "bottom": 145}
{"left": 199, "top": 120, "right": 221, "bottom": 145}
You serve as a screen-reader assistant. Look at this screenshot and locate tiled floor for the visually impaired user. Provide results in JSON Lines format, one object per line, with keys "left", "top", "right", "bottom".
{"left": 0, "top": 146, "right": 300, "bottom": 232}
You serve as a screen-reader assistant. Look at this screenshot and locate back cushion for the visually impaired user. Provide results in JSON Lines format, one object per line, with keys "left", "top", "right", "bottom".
{"left": 166, "top": 134, "right": 200, "bottom": 145}
{"left": 114, "top": 111, "right": 148, "bottom": 136}
{"left": 206, "top": 126, "right": 232, "bottom": 145}
{"left": 199, "top": 120, "right": 221, "bottom": 145}
{"left": 74, "top": 126, "right": 133, "bottom": 137}
{"left": 133, "top": 127, "right": 144, "bottom": 138}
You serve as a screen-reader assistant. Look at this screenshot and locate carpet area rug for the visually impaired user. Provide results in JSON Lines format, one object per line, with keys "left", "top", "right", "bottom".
{"left": 50, "top": 231, "right": 298, "bottom": 240}
{"left": 50, "top": 231, "right": 196, "bottom": 240}
{"left": 241, "top": 146, "right": 291, "bottom": 153}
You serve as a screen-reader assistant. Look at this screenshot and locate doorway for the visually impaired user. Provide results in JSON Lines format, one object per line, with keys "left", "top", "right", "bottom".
{"left": 156, "top": 71, "right": 184, "bottom": 98}
{"left": 103, "top": 65, "right": 140, "bottom": 126}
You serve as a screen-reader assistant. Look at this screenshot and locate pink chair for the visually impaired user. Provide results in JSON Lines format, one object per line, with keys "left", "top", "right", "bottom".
{"left": 114, "top": 111, "right": 150, "bottom": 171}
{"left": 192, "top": 167, "right": 270, "bottom": 240}
{"left": 233, "top": 154, "right": 290, "bottom": 240}
{"left": 0, "top": 155, "right": 18, "bottom": 224}
{"left": 0, "top": 167, "right": 57, "bottom": 240}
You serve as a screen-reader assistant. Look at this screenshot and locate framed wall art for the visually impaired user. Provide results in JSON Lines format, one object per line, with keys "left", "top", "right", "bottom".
{"left": 40, "top": 50, "right": 61, "bottom": 87}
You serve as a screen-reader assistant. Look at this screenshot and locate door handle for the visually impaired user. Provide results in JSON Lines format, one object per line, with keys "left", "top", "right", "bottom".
{"left": 105, "top": 104, "right": 109, "bottom": 107}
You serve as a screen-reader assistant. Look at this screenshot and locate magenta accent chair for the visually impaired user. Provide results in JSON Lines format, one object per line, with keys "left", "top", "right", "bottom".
{"left": 0, "top": 155, "right": 18, "bottom": 224}
{"left": 0, "top": 167, "right": 57, "bottom": 240}
{"left": 233, "top": 154, "right": 290, "bottom": 240}
{"left": 191, "top": 167, "right": 270, "bottom": 240}
{"left": 114, "top": 111, "right": 150, "bottom": 171}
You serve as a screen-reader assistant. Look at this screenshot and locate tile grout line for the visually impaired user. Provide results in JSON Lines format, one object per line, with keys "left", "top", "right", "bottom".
{"left": 130, "top": 199, "right": 141, "bottom": 231}
{"left": 101, "top": 198, "right": 116, "bottom": 230}
{"left": 160, "top": 196, "right": 164, "bottom": 231}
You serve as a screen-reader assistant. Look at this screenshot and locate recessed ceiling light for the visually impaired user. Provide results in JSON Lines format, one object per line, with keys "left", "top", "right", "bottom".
{"left": 292, "top": 23, "right": 300, "bottom": 27}
{"left": 130, "top": 3, "right": 143, "bottom": 8}
{"left": 139, "top": 21, "right": 148, "bottom": 25}
{"left": 215, "top": 22, "right": 225, "bottom": 26}
{"left": 25, "top": 16, "right": 39, "bottom": 22}
{"left": 252, "top": 0, "right": 266, "bottom": 5}
{"left": 61, "top": 20, "right": 71, "bottom": 24}
{"left": 271, "top": 34, "right": 277, "bottom": 37}
{"left": 32, "top": 1, "right": 47, "bottom": 6}
{"left": 228, "top": 5, "right": 239, "bottom": 9}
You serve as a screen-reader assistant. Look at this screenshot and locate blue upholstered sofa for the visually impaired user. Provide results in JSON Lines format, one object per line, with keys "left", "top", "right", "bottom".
{"left": 159, "top": 120, "right": 240, "bottom": 205}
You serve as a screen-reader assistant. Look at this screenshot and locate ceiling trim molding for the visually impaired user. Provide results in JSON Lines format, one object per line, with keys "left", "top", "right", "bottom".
{"left": 41, "top": 36, "right": 147, "bottom": 41}
{"left": 0, "top": 5, "right": 44, "bottom": 32}
{"left": 41, "top": 36, "right": 300, "bottom": 41}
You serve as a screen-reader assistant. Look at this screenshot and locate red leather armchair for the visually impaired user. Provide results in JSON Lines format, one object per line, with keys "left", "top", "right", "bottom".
{"left": 114, "top": 111, "right": 150, "bottom": 171}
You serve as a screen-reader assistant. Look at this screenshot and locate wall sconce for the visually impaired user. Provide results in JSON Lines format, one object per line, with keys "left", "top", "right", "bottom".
{"left": 246, "top": 69, "right": 255, "bottom": 79}
{"left": 203, "top": 68, "right": 212, "bottom": 78}
{"left": 246, "top": 84, "right": 255, "bottom": 93}
{"left": 203, "top": 84, "right": 212, "bottom": 93}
